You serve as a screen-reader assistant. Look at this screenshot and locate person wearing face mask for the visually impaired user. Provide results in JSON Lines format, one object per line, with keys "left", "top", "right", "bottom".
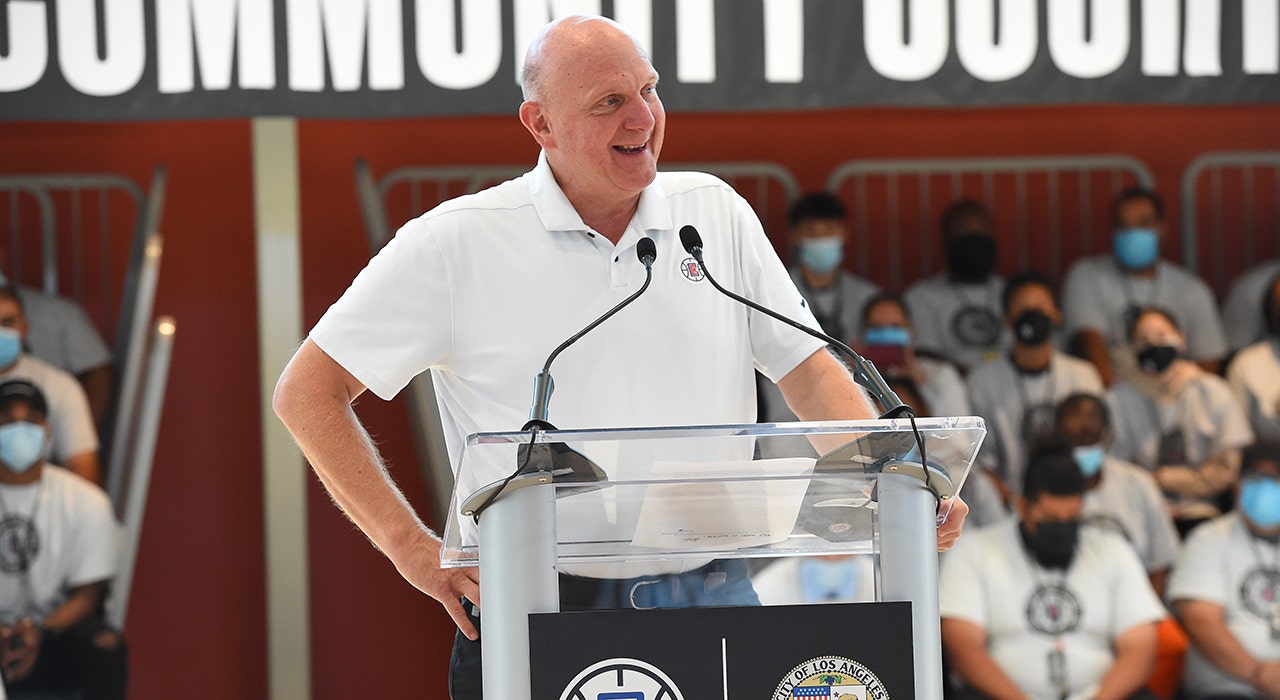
{"left": 0, "top": 288, "right": 100, "bottom": 485}
{"left": 1063, "top": 187, "right": 1227, "bottom": 386}
{"left": 1055, "top": 393, "right": 1180, "bottom": 596}
{"left": 940, "top": 438, "right": 1166, "bottom": 700}
{"left": 757, "top": 193, "right": 883, "bottom": 428}
{"left": 0, "top": 249, "right": 112, "bottom": 428}
{"left": 1223, "top": 260, "right": 1280, "bottom": 354}
{"left": 0, "top": 380, "right": 124, "bottom": 699}
{"left": 857, "top": 293, "right": 972, "bottom": 418}
{"left": 1167, "top": 442, "right": 1280, "bottom": 700}
{"left": 1107, "top": 308, "right": 1253, "bottom": 535}
{"left": 750, "top": 553, "right": 877, "bottom": 606}
{"left": 967, "top": 272, "right": 1104, "bottom": 505}
{"left": 1226, "top": 274, "right": 1280, "bottom": 442}
{"left": 905, "top": 199, "right": 1009, "bottom": 372}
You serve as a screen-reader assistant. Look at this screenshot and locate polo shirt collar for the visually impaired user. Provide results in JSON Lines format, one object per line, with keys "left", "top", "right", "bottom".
{"left": 528, "top": 150, "right": 673, "bottom": 237}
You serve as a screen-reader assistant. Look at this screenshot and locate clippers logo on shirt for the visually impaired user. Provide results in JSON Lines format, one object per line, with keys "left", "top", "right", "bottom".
{"left": 951, "top": 306, "right": 1001, "bottom": 348}
{"left": 1238, "top": 568, "right": 1280, "bottom": 619}
{"left": 559, "top": 658, "right": 684, "bottom": 700}
{"left": 1026, "top": 584, "right": 1082, "bottom": 635}
{"left": 0, "top": 515, "right": 38, "bottom": 574}
{"left": 680, "top": 257, "right": 705, "bottom": 283}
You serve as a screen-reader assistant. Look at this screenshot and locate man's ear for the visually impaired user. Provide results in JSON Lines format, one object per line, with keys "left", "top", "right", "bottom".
{"left": 519, "top": 101, "right": 554, "bottom": 149}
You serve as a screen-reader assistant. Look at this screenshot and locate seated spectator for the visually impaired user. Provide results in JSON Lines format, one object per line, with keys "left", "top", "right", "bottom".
{"left": 751, "top": 554, "right": 876, "bottom": 605}
{"left": 940, "top": 439, "right": 1164, "bottom": 700}
{"left": 0, "top": 288, "right": 100, "bottom": 484}
{"left": 0, "top": 250, "right": 112, "bottom": 426}
{"left": 1056, "top": 393, "right": 1180, "bottom": 596}
{"left": 1222, "top": 259, "right": 1280, "bottom": 353}
{"left": 1108, "top": 308, "right": 1253, "bottom": 533}
{"left": 785, "top": 192, "right": 881, "bottom": 347}
{"left": 1226, "top": 273, "right": 1280, "bottom": 441}
{"left": 1063, "top": 187, "right": 1227, "bottom": 385}
{"left": 1168, "top": 441, "right": 1280, "bottom": 700}
{"left": 968, "top": 271, "right": 1104, "bottom": 501}
{"left": 0, "top": 380, "right": 124, "bottom": 699}
{"left": 905, "top": 200, "right": 1009, "bottom": 371}
{"left": 859, "top": 293, "right": 972, "bottom": 418}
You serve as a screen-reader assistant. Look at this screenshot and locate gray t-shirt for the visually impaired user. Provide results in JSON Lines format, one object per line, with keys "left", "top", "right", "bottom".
{"left": 904, "top": 273, "right": 1010, "bottom": 371}
{"left": 1062, "top": 256, "right": 1227, "bottom": 362}
{"left": 1082, "top": 456, "right": 1181, "bottom": 573}
{"left": 788, "top": 268, "right": 881, "bottom": 348}
{"left": 18, "top": 286, "right": 112, "bottom": 376}
{"left": 1226, "top": 338, "right": 1280, "bottom": 442}
{"left": 967, "top": 351, "right": 1104, "bottom": 488}
{"left": 1222, "top": 260, "right": 1280, "bottom": 352}
{"left": 1107, "top": 373, "right": 1253, "bottom": 474}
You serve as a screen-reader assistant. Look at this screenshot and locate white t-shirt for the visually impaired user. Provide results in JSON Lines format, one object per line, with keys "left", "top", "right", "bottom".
{"left": 751, "top": 555, "right": 876, "bottom": 605}
{"left": 966, "top": 351, "right": 1104, "bottom": 488}
{"left": 1226, "top": 339, "right": 1280, "bottom": 442}
{"left": 1107, "top": 373, "right": 1253, "bottom": 473}
{"left": 788, "top": 268, "right": 880, "bottom": 349}
{"left": 918, "top": 357, "right": 973, "bottom": 418}
{"left": 310, "top": 154, "right": 827, "bottom": 575}
{"left": 18, "top": 286, "right": 113, "bottom": 376}
{"left": 0, "top": 465, "right": 117, "bottom": 624}
{"left": 1221, "top": 260, "right": 1280, "bottom": 352}
{"left": 1061, "top": 256, "right": 1227, "bottom": 362}
{"left": 1167, "top": 513, "right": 1280, "bottom": 700}
{"left": 1082, "top": 456, "right": 1181, "bottom": 573}
{"left": 904, "top": 273, "right": 1010, "bottom": 371}
{"left": 0, "top": 355, "right": 100, "bottom": 462}
{"left": 940, "top": 518, "right": 1165, "bottom": 700}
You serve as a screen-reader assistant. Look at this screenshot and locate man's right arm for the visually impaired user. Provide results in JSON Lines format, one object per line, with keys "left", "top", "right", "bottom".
{"left": 1175, "top": 598, "right": 1279, "bottom": 694}
{"left": 274, "top": 338, "right": 481, "bottom": 639}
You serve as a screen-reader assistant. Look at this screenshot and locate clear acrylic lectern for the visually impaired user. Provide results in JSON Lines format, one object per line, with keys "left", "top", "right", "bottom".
{"left": 442, "top": 417, "right": 985, "bottom": 700}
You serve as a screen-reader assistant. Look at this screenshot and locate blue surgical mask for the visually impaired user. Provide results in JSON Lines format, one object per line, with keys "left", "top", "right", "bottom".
{"left": 0, "top": 327, "right": 19, "bottom": 367}
{"left": 798, "top": 236, "right": 844, "bottom": 275}
{"left": 864, "top": 326, "right": 911, "bottom": 347}
{"left": 1114, "top": 227, "right": 1160, "bottom": 270}
{"left": 1241, "top": 478, "right": 1280, "bottom": 529}
{"left": 0, "top": 422, "right": 46, "bottom": 475}
{"left": 1073, "top": 444, "right": 1105, "bottom": 478}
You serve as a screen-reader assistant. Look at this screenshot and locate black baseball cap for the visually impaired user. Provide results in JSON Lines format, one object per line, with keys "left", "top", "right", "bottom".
{"left": 0, "top": 380, "right": 47, "bottom": 417}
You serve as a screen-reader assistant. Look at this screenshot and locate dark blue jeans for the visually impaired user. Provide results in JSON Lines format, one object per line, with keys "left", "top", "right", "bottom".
{"left": 448, "top": 558, "right": 758, "bottom": 700}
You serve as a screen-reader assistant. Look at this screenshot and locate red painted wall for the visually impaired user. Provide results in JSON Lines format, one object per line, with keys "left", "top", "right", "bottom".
{"left": 0, "top": 103, "right": 1277, "bottom": 698}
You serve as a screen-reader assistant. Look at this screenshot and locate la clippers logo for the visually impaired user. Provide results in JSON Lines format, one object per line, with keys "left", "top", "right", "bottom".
{"left": 680, "top": 257, "right": 705, "bottom": 282}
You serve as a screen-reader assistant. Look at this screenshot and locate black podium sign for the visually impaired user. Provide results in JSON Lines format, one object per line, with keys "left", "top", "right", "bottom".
{"left": 529, "top": 601, "right": 914, "bottom": 700}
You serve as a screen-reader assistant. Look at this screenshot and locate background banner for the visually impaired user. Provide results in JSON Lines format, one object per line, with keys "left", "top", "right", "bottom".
{"left": 1, "top": 0, "right": 1277, "bottom": 121}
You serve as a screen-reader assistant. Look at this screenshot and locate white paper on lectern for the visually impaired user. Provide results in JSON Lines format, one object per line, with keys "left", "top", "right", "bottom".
{"left": 630, "top": 457, "right": 815, "bottom": 550}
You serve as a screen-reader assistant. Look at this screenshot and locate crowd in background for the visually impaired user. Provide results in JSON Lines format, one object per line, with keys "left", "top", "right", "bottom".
{"left": 754, "top": 187, "right": 1280, "bottom": 700}
{"left": 0, "top": 250, "right": 126, "bottom": 698}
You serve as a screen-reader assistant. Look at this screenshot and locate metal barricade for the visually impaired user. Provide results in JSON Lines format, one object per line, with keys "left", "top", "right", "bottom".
{"left": 826, "top": 156, "right": 1155, "bottom": 290}
{"left": 1181, "top": 151, "right": 1280, "bottom": 294}
{"left": 354, "top": 159, "right": 801, "bottom": 524}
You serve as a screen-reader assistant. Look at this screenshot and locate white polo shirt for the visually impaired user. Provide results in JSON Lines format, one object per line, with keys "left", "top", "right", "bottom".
{"left": 1061, "top": 256, "right": 1227, "bottom": 362}
{"left": 0, "top": 465, "right": 117, "bottom": 624}
{"left": 1168, "top": 513, "right": 1280, "bottom": 700}
{"left": 940, "top": 518, "right": 1165, "bottom": 700}
{"left": 311, "top": 152, "right": 825, "bottom": 492}
{"left": 1226, "top": 339, "right": 1280, "bottom": 442}
{"left": 966, "top": 351, "right": 1104, "bottom": 489}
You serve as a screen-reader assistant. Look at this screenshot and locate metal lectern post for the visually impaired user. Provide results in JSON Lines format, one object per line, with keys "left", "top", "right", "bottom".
{"left": 476, "top": 476, "right": 559, "bottom": 700}
{"left": 878, "top": 471, "right": 945, "bottom": 700}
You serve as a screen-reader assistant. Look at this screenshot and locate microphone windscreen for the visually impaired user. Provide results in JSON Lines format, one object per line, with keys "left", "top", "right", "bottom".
{"left": 636, "top": 236, "right": 657, "bottom": 264}
{"left": 679, "top": 225, "right": 703, "bottom": 254}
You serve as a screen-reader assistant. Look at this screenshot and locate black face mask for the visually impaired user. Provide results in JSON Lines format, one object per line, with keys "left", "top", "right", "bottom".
{"left": 946, "top": 233, "right": 997, "bottom": 283}
{"left": 1136, "top": 344, "right": 1179, "bottom": 374}
{"left": 1020, "top": 519, "right": 1080, "bottom": 570}
{"left": 1013, "top": 309, "right": 1054, "bottom": 346}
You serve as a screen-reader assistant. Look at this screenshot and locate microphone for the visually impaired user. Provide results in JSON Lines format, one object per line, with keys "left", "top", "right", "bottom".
{"left": 525, "top": 236, "right": 658, "bottom": 430}
{"left": 678, "top": 225, "right": 909, "bottom": 419}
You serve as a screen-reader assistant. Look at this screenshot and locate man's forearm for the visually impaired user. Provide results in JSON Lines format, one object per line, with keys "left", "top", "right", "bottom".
{"left": 947, "top": 646, "right": 1028, "bottom": 700}
{"left": 1178, "top": 601, "right": 1261, "bottom": 683}
{"left": 40, "top": 583, "right": 103, "bottom": 635}
{"left": 1094, "top": 637, "right": 1157, "bottom": 700}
